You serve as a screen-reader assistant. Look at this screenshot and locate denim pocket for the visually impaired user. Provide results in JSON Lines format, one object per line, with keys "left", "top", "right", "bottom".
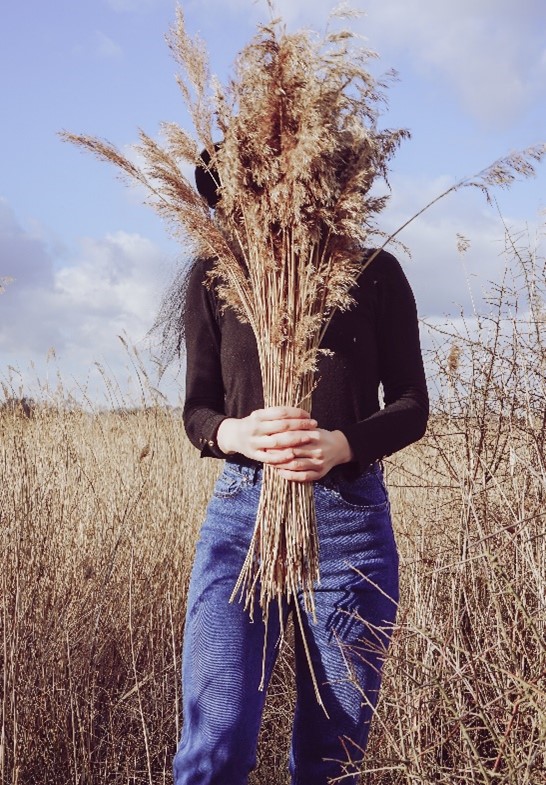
{"left": 321, "top": 466, "right": 389, "bottom": 512}
{"left": 212, "top": 463, "right": 246, "bottom": 499}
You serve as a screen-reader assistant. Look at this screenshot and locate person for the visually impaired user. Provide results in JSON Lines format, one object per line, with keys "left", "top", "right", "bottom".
{"left": 172, "top": 159, "right": 429, "bottom": 785}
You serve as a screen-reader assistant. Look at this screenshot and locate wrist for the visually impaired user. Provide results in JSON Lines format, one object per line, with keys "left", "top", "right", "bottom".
{"left": 216, "top": 418, "right": 239, "bottom": 454}
{"left": 331, "top": 430, "right": 354, "bottom": 465}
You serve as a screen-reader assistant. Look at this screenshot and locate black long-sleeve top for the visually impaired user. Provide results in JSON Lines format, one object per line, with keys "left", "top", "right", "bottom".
{"left": 183, "top": 250, "right": 429, "bottom": 475}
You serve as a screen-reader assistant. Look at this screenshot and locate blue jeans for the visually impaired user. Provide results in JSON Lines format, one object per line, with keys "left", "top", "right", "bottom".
{"left": 173, "top": 461, "right": 399, "bottom": 785}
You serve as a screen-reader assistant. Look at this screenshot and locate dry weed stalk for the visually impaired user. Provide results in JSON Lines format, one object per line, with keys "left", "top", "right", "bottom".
{"left": 61, "top": 6, "right": 546, "bottom": 705}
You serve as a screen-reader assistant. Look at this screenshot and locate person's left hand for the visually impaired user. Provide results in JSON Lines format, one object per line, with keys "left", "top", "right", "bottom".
{"left": 270, "top": 428, "right": 353, "bottom": 482}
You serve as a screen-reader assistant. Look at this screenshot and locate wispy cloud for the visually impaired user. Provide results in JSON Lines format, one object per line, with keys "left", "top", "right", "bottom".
{"left": 95, "top": 31, "right": 123, "bottom": 59}
{"left": 0, "top": 199, "right": 169, "bottom": 381}
{"left": 371, "top": 171, "right": 540, "bottom": 319}
{"left": 357, "top": 0, "right": 546, "bottom": 126}
{"left": 199, "top": 0, "right": 546, "bottom": 126}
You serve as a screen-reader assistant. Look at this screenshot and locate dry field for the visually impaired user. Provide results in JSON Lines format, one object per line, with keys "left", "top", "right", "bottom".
{"left": 1, "top": 241, "right": 545, "bottom": 785}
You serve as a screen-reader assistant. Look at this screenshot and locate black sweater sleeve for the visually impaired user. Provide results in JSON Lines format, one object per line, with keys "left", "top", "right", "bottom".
{"left": 182, "top": 260, "right": 229, "bottom": 458}
{"left": 340, "top": 252, "right": 429, "bottom": 470}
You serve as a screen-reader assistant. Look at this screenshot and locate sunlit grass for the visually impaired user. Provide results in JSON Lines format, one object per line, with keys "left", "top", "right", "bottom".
{"left": 1, "top": 225, "right": 545, "bottom": 784}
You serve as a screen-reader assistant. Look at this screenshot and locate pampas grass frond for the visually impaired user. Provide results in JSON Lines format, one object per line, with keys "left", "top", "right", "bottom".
{"left": 166, "top": 6, "right": 213, "bottom": 151}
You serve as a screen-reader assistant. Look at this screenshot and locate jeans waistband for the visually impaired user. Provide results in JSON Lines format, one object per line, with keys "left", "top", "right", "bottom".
{"left": 224, "top": 456, "right": 382, "bottom": 485}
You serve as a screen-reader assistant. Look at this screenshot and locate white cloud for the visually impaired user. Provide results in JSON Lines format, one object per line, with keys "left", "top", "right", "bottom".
{"left": 197, "top": 0, "right": 546, "bottom": 126}
{"left": 1, "top": 179, "right": 542, "bottom": 405}
{"left": 95, "top": 31, "right": 123, "bottom": 59}
{"left": 192, "top": 0, "right": 355, "bottom": 34}
{"left": 356, "top": 0, "right": 546, "bottom": 126}
{"left": 0, "top": 203, "right": 176, "bottom": 403}
{"left": 58, "top": 232, "right": 160, "bottom": 321}
{"left": 374, "top": 171, "right": 539, "bottom": 319}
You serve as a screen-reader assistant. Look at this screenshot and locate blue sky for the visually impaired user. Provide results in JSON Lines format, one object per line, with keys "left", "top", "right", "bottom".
{"left": 1, "top": 0, "right": 545, "bottom": 405}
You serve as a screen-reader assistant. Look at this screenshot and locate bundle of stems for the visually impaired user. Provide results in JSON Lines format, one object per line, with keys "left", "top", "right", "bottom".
{"left": 62, "top": 5, "right": 545, "bottom": 705}
{"left": 188, "top": 13, "right": 412, "bottom": 701}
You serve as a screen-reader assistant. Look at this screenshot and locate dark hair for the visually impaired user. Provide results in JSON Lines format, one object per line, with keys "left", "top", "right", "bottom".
{"left": 195, "top": 146, "right": 221, "bottom": 208}
{"left": 150, "top": 145, "right": 223, "bottom": 369}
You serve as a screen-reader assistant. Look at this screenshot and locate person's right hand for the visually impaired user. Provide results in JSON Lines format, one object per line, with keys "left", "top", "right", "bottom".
{"left": 216, "top": 407, "right": 318, "bottom": 465}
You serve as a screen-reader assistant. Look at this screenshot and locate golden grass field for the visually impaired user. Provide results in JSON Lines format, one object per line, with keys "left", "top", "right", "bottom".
{"left": 1, "top": 240, "right": 545, "bottom": 784}
{"left": 1, "top": 399, "right": 544, "bottom": 784}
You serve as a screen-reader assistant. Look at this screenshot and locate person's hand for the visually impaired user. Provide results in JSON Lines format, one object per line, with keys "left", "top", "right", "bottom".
{"left": 273, "top": 429, "right": 353, "bottom": 482}
{"left": 216, "top": 407, "right": 319, "bottom": 464}
{"left": 217, "top": 408, "right": 354, "bottom": 482}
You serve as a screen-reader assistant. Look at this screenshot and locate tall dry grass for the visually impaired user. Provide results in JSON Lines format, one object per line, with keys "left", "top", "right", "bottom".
{"left": 0, "top": 405, "right": 215, "bottom": 784}
{"left": 358, "top": 226, "right": 546, "bottom": 785}
{"left": 1, "top": 225, "right": 545, "bottom": 784}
